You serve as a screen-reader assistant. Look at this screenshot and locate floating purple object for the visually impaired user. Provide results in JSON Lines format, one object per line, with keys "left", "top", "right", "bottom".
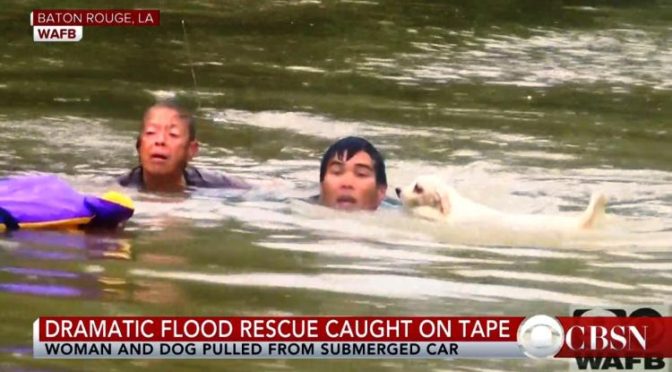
{"left": 0, "top": 174, "right": 134, "bottom": 230}
{"left": 1, "top": 267, "right": 80, "bottom": 279}
{"left": 0, "top": 283, "right": 81, "bottom": 297}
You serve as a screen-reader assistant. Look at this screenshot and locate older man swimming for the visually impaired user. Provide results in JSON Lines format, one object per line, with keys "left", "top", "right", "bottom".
{"left": 119, "top": 100, "right": 249, "bottom": 192}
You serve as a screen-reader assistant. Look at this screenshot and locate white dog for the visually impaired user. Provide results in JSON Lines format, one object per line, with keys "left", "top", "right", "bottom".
{"left": 395, "top": 175, "right": 607, "bottom": 231}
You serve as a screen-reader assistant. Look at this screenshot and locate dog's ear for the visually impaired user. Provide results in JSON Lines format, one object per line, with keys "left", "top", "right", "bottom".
{"left": 434, "top": 189, "right": 451, "bottom": 215}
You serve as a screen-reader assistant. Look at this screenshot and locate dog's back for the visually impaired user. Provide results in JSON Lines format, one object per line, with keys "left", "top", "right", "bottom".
{"left": 442, "top": 186, "right": 503, "bottom": 222}
{"left": 400, "top": 176, "right": 607, "bottom": 231}
{"left": 454, "top": 190, "right": 608, "bottom": 231}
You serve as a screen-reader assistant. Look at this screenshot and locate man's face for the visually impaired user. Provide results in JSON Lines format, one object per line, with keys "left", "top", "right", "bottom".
{"left": 320, "top": 151, "right": 387, "bottom": 211}
{"left": 138, "top": 107, "right": 197, "bottom": 177}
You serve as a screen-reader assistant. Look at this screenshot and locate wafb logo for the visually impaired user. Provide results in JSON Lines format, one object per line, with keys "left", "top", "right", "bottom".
{"left": 569, "top": 306, "right": 668, "bottom": 371}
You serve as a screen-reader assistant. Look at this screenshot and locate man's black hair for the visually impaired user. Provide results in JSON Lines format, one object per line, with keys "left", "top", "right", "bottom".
{"left": 136, "top": 99, "right": 196, "bottom": 149}
{"left": 319, "top": 136, "right": 387, "bottom": 187}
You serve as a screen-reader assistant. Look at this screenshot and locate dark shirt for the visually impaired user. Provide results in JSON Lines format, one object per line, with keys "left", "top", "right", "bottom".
{"left": 118, "top": 166, "right": 250, "bottom": 190}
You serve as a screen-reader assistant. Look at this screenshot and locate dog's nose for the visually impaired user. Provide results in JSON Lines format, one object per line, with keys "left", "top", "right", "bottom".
{"left": 395, "top": 187, "right": 401, "bottom": 197}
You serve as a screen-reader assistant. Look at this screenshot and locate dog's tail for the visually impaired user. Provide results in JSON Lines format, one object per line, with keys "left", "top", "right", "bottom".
{"left": 579, "top": 192, "right": 608, "bottom": 229}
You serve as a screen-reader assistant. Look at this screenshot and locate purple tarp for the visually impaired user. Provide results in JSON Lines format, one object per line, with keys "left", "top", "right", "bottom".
{"left": 0, "top": 174, "right": 133, "bottom": 229}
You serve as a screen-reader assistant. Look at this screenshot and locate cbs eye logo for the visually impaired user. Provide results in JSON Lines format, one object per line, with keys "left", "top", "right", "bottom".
{"left": 517, "top": 315, "right": 565, "bottom": 359}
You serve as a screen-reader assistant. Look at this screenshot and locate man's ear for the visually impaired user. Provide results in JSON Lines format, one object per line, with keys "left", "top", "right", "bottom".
{"left": 188, "top": 141, "right": 199, "bottom": 160}
{"left": 434, "top": 189, "right": 450, "bottom": 215}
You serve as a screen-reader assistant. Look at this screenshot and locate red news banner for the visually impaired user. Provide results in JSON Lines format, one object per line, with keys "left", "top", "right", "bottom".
{"left": 39, "top": 317, "right": 518, "bottom": 342}
{"left": 35, "top": 316, "right": 521, "bottom": 359}
{"left": 33, "top": 316, "right": 672, "bottom": 359}
{"left": 31, "top": 9, "right": 159, "bottom": 26}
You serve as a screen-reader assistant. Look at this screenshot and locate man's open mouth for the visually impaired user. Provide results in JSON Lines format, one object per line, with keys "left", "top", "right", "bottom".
{"left": 150, "top": 154, "right": 168, "bottom": 161}
{"left": 336, "top": 195, "right": 357, "bottom": 208}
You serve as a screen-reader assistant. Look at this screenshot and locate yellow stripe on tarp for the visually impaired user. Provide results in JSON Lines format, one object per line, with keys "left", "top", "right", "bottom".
{"left": 101, "top": 191, "right": 134, "bottom": 210}
{"left": 0, "top": 217, "right": 94, "bottom": 231}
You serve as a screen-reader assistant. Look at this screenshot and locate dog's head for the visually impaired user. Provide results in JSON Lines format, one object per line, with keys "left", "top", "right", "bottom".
{"left": 395, "top": 175, "right": 451, "bottom": 215}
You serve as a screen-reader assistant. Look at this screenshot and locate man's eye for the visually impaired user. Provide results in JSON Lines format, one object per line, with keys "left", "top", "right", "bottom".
{"left": 413, "top": 184, "right": 423, "bottom": 193}
{"left": 329, "top": 166, "right": 344, "bottom": 175}
{"left": 356, "top": 171, "right": 372, "bottom": 178}
{"left": 169, "top": 133, "right": 179, "bottom": 138}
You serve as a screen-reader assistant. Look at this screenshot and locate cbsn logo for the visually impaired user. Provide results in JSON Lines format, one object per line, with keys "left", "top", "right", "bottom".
{"left": 570, "top": 307, "right": 666, "bottom": 371}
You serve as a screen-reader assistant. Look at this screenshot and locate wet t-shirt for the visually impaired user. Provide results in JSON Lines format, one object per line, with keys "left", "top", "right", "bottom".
{"left": 118, "top": 166, "right": 250, "bottom": 190}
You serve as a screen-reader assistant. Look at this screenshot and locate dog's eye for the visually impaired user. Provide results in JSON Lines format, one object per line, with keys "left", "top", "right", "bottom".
{"left": 413, "top": 184, "right": 423, "bottom": 193}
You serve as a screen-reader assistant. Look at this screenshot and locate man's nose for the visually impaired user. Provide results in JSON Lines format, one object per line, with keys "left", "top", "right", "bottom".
{"left": 339, "top": 181, "right": 354, "bottom": 189}
{"left": 395, "top": 187, "right": 401, "bottom": 197}
{"left": 153, "top": 131, "right": 166, "bottom": 145}
{"left": 338, "top": 173, "right": 355, "bottom": 189}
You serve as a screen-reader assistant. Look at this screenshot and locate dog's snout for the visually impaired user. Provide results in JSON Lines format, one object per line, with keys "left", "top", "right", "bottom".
{"left": 395, "top": 187, "right": 401, "bottom": 197}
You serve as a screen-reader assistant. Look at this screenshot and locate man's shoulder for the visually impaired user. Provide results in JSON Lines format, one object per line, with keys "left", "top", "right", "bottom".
{"left": 117, "top": 166, "right": 142, "bottom": 187}
{"left": 184, "top": 166, "right": 250, "bottom": 189}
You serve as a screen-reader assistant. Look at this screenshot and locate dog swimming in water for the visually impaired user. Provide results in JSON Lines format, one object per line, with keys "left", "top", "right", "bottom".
{"left": 395, "top": 175, "right": 607, "bottom": 231}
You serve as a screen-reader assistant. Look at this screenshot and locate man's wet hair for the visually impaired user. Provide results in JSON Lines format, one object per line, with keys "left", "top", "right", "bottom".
{"left": 137, "top": 99, "right": 196, "bottom": 149}
{"left": 319, "top": 136, "right": 387, "bottom": 187}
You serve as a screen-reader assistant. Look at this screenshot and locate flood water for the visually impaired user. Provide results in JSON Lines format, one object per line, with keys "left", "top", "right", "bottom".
{"left": 1, "top": 1, "right": 671, "bottom": 371}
